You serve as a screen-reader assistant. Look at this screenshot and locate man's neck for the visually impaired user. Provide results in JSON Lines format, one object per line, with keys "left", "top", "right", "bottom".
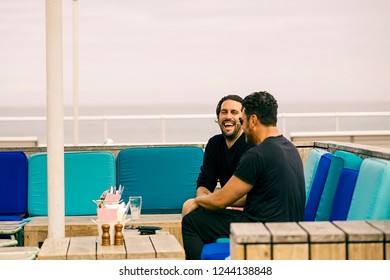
{"left": 256, "top": 127, "right": 280, "bottom": 144}
{"left": 225, "top": 130, "right": 243, "bottom": 149}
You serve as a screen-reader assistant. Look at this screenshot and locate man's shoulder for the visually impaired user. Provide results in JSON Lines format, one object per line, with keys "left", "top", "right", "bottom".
{"left": 207, "top": 134, "right": 225, "bottom": 144}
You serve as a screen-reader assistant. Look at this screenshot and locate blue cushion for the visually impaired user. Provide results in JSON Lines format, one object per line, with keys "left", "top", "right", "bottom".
{"left": 201, "top": 242, "right": 230, "bottom": 260}
{"left": 117, "top": 146, "right": 203, "bottom": 214}
{"left": 348, "top": 158, "right": 390, "bottom": 220}
{"left": 28, "top": 152, "right": 116, "bottom": 216}
{"left": 315, "top": 151, "right": 362, "bottom": 221}
{"left": 304, "top": 149, "right": 329, "bottom": 198}
{"left": 304, "top": 153, "right": 332, "bottom": 221}
{"left": 0, "top": 152, "right": 28, "bottom": 219}
{"left": 315, "top": 155, "right": 343, "bottom": 221}
{"left": 329, "top": 168, "right": 360, "bottom": 221}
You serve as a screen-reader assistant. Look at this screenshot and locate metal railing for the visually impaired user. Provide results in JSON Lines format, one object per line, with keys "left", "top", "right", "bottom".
{"left": 1, "top": 111, "right": 390, "bottom": 145}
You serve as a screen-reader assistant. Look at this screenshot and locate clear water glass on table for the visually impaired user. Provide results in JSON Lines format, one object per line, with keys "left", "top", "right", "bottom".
{"left": 129, "top": 196, "right": 142, "bottom": 220}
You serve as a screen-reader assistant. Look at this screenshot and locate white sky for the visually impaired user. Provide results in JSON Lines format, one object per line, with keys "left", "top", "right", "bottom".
{"left": 0, "top": 0, "right": 389, "bottom": 108}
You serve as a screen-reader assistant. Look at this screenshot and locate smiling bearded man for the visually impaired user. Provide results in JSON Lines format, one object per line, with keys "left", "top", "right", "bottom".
{"left": 181, "top": 95, "right": 254, "bottom": 215}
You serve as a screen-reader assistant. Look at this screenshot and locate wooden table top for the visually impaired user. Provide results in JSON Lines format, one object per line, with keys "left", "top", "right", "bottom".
{"left": 37, "top": 233, "right": 185, "bottom": 260}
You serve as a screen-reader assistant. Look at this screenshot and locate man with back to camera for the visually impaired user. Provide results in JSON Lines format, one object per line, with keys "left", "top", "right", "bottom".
{"left": 182, "top": 91, "right": 306, "bottom": 260}
{"left": 181, "top": 95, "right": 255, "bottom": 215}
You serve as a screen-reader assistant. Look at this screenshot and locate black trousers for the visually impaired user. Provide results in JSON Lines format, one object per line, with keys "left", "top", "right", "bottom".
{"left": 181, "top": 208, "right": 253, "bottom": 260}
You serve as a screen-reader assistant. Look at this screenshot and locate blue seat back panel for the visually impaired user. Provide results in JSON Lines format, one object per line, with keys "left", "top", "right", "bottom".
{"left": 304, "top": 148, "right": 328, "bottom": 198}
{"left": 315, "top": 155, "right": 344, "bottom": 221}
{"left": 0, "top": 152, "right": 28, "bottom": 218}
{"left": 28, "top": 152, "right": 116, "bottom": 216}
{"left": 315, "top": 151, "right": 362, "bottom": 221}
{"left": 117, "top": 146, "right": 203, "bottom": 214}
{"left": 304, "top": 153, "right": 332, "bottom": 221}
{"left": 329, "top": 168, "right": 359, "bottom": 221}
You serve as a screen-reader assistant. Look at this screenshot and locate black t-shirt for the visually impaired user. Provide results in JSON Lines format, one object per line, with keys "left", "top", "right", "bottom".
{"left": 197, "top": 133, "right": 254, "bottom": 192}
{"left": 234, "top": 135, "right": 305, "bottom": 222}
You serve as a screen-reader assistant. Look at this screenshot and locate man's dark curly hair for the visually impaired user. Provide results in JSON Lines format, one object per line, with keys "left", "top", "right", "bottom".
{"left": 215, "top": 94, "right": 244, "bottom": 116}
{"left": 242, "top": 91, "right": 278, "bottom": 126}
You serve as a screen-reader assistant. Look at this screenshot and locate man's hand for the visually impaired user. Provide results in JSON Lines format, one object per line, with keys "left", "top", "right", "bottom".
{"left": 181, "top": 198, "right": 200, "bottom": 216}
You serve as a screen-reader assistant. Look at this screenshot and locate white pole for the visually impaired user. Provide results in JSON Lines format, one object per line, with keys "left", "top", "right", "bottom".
{"left": 72, "top": 0, "right": 79, "bottom": 145}
{"left": 46, "top": 0, "right": 65, "bottom": 239}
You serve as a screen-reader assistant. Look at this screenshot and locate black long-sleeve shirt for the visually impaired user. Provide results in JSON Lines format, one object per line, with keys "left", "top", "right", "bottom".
{"left": 196, "top": 133, "right": 255, "bottom": 192}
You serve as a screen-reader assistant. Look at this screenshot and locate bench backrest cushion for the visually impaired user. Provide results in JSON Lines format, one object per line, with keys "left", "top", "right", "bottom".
{"left": 28, "top": 152, "right": 116, "bottom": 216}
{"left": 304, "top": 148, "right": 329, "bottom": 197}
{"left": 347, "top": 158, "right": 390, "bottom": 220}
{"left": 304, "top": 152, "right": 333, "bottom": 221}
{"left": 315, "top": 151, "right": 363, "bottom": 221}
{"left": 116, "top": 146, "right": 203, "bottom": 214}
{"left": 0, "top": 152, "right": 28, "bottom": 219}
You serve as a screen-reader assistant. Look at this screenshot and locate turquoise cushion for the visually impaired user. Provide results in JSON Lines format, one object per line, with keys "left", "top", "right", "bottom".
{"left": 315, "top": 155, "right": 343, "bottom": 221}
{"left": 117, "top": 146, "right": 203, "bottom": 214}
{"left": 304, "top": 148, "right": 329, "bottom": 198}
{"left": 28, "top": 152, "right": 116, "bottom": 216}
{"left": 315, "top": 151, "right": 362, "bottom": 221}
{"left": 348, "top": 158, "right": 390, "bottom": 220}
{"left": 304, "top": 153, "right": 332, "bottom": 221}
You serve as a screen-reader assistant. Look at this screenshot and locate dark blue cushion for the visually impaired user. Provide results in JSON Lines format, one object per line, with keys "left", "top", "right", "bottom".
{"left": 0, "top": 152, "right": 28, "bottom": 219}
{"left": 329, "top": 168, "right": 359, "bottom": 221}
{"left": 304, "top": 153, "right": 332, "bottom": 221}
{"left": 201, "top": 242, "right": 230, "bottom": 260}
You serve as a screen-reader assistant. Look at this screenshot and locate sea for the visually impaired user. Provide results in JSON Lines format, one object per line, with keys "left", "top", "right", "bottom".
{"left": 1, "top": 101, "right": 389, "bottom": 146}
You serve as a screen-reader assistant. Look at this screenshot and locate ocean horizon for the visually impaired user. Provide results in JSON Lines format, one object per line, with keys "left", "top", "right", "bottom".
{"left": 1, "top": 101, "right": 389, "bottom": 146}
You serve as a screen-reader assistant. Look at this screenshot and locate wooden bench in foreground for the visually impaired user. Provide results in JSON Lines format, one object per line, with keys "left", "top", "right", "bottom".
{"left": 37, "top": 234, "right": 184, "bottom": 260}
{"left": 230, "top": 220, "right": 390, "bottom": 260}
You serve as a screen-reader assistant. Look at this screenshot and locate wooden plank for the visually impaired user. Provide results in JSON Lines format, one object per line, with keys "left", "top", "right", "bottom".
{"left": 24, "top": 214, "right": 182, "bottom": 247}
{"left": 230, "top": 223, "right": 271, "bottom": 244}
{"left": 272, "top": 243, "right": 308, "bottom": 260}
{"left": 124, "top": 236, "right": 156, "bottom": 259}
{"left": 150, "top": 234, "right": 185, "bottom": 259}
{"left": 96, "top": 241, "right": 126, "bottom": 260}
{"left": 299, "top": 221, "right": 346, "bottom": 260}
{"left": 37, "top": 238, "right": 70, "bottom": 260}
{"left": 0, "top": 246, "right": 40, "bottom": 259}
{"left": 230, "top": 223, "right": 271, "bottom": 260}
{"left": 0, "top": 252, "right": 37, "bottom": 260}
{"left": 309, "top": 243, "right": 346, "bottom": 260}
{"left": 367, "top": 220, "right": 390, "bottom": 260}
{"left": 333, "top": 221, "right": 384, "bottom": 260}
{"left": 265, "top": 222, "right": 308, "bottom": 260}
{"left": 246, "top": 244, "right": 271, "bottom": 260}
{"left": 67, "top": 236, "right": 97, "bottom": 260}
{"left": 229, "top": 239, "right": 245, "bottom": 260}
{"left": 125, "top": 214, "right": 183, "bottom": 245}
